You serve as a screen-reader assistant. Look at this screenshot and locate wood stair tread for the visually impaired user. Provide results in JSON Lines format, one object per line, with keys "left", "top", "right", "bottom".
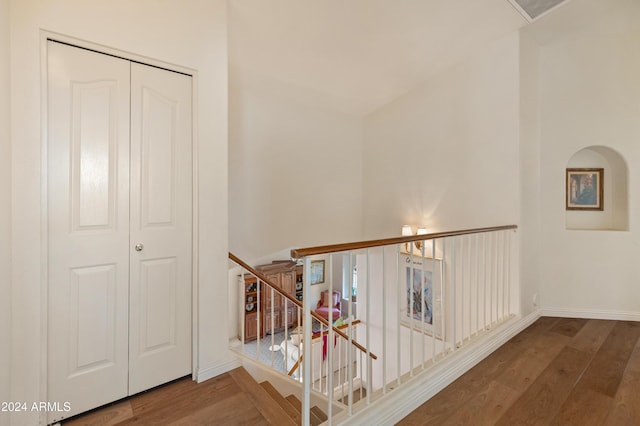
{"left": 339, "top": 386, "right": 366, "bottom": 405}
{"left": 228, "top": 367, "right": 296, "bottom": 426}
{"left": 284, "top": 395, "right": 324, "bottom": 426}
{"left": 260, "top": 381, "right": 301, "bottom": 424}
{"left": 311, "top": 406, "right": 328, "bottom": 423}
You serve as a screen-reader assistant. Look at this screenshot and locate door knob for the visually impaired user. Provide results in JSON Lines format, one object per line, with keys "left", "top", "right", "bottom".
{"left": 135, "top": 243, "right": 144, "bottom": 252}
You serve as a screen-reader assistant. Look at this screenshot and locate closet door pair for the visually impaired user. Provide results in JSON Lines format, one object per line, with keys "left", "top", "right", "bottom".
{"left": 47, "top": 41, "right": 192, "bottom": 423}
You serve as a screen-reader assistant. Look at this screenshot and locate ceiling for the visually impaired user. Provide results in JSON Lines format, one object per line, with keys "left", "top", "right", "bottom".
{"left": 228, "top": 0, "right": 569, "bottom": 117}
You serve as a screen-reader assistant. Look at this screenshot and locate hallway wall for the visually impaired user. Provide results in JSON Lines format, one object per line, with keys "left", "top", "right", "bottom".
{"left": 362, "top": 33, "right": 523, "bottom": 311}
{"left": 228, "top": 76, "right": 364, "bottom": 261}
{"left": 362, "top": 33, "right": 520, "bottom": 238}
{"left": 0, "top": 0, "right": 11, "bottom": 424}
{"left": 530, "top": 0, "right": 640, "bottom": 316}
{"left": 228, "top": 3, "right": 365, "bottom": 262}
{"left": 9, "top": 1, "right": 228, "bottom": 424}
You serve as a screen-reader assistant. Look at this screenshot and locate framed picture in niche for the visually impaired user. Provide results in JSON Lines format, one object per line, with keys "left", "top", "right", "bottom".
{"left": 566, "top": 168, "right": 603, "bottom": 211}
{"left": 310, "top": 260, "right": 325, "bottom": 285}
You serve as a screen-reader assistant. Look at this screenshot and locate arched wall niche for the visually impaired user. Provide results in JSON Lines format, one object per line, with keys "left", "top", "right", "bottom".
{"left": 565, "top": 145, "right": 628, "bottom": 231}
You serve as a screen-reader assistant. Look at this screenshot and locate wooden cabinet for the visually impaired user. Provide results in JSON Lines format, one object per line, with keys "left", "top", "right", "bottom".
{"left": 263, "top": 310, "right": 281, "bottom": 335}
{"left": 242, "top": 278, "right": 261, "bottom": 341}
{"left": 285, "top": 306, "right": 298, "bottom": 328}
{"left": 240, "top": 261, "right": 303, "bottom": 341}
{"left": 244, "top": 312, "right": 259, "bottom": 341}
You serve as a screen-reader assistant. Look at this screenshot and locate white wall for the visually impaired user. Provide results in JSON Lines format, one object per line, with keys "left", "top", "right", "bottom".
{"left": 531, "top": 0, "right": 640, "bottom": 315}
{"left": 9, "top": 1, "right": 228, "bottom": 424}
{"left": 519, "top": 32, "right": 542, "bottom": 316}
{"left": 0, "top": 0, "right": 11, "bottom": 424}
{"left": 362, "top": 33, "right": 520, "bottom": 240}
{"left": 228, "top": 73, "right": 364, "bottom": 261}
{"left": 361, "top": 32, "right": 526, "bottom": 315}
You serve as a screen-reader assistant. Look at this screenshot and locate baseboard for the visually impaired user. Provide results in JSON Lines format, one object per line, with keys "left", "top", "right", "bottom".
{"left": 542, "top": 307, "right": 640, "bottom": 322}
{"left": 335, "top": 309, "right": 542, "bottom": 426}
{"left": 196, "top": 356, "right": 242, "bottom": 383}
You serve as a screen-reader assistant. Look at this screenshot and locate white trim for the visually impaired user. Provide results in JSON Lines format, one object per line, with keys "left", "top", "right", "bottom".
{"left": 505, "top": 0, "right": 574, "bottom": 23}
{"left": 39, "top": 30, "right": 50, "bottom": 426}
{"left": 505, "top": 0, "right": 533, "bottom": 23}
{"left": 542, "top": 307, "right": 640, "bottom": 322}
{"left": 334, "top": 310, "right": 542, "bottom": 426}
{"left": 191, "top": 66, "right": 200, "bottom": 382}
{"left": 196, "top": 358, "right": 242, "bottom": 383}
{"left": 40, "top": 30, "right": 196, "bottom": 76}
{"left": 526, "top": 0, "right": 574, "bottom": 21}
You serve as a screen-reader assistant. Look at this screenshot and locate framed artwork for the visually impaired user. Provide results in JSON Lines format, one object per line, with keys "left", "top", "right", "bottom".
{"left": 310, "top": 260, "right": 325, "bottom": 285}
{"left": 399, "top": 254, "right": 444, "bottom": 339}
{"left": 566, "top": 168, "right": 603, "bottom": 211}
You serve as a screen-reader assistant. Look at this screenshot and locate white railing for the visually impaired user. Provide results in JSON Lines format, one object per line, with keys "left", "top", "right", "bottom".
{"left": 229, "top": 253, "right": 375, "bottom": 423}
{"left": 231, "top": 225, "right": 518, "bottom": 425}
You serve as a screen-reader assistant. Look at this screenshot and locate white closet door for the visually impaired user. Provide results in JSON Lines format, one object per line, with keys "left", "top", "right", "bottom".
{"left": 47, "top": 41, "right": 130, "bottom": 422}
{"left": 128, "top": 62, "right": 192, "bottom": 394}
{"left": 48, "top": 42, "right": 193, "bottom": 422}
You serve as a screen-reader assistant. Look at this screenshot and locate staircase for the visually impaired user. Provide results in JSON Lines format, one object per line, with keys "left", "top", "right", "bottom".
{"left": 229, "top": 367, "right": 328, "bottom": 426}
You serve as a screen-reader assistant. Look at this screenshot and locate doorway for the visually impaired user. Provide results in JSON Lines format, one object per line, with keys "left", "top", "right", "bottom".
{"left": 46, "top": 40, "right": 193, "bottom": 423}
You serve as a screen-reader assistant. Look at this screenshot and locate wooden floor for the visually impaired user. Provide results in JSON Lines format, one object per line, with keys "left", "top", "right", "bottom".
{"left": 398, "top": 317, "right": 640, "bottom": 426}
{"left": 60, "top": 366, "right": 324, "bottom": 426}
{"left": 61, "top": 317, "right": 640, "bottom": 426}
{"left": 61, "top": 369, "right": 268, "bottom": 425}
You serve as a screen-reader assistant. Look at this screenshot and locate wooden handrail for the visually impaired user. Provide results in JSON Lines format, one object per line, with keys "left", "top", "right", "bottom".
{"left": 290, "top": 225, "right": 517, "bottom": 259}
{"left": 229, "top": 252, "right": 377, "bottom": 360}
{"left": 288, "top": 355, "right": 302, "bottom": 377}
{"left": 286, "top": 320, "right": 363, "bottom": 377}
{"left": 312, "top": 319, "right": 361, "bottom": 339}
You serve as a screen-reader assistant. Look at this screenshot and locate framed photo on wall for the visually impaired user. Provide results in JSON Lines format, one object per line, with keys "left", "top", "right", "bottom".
{"left": 399, "top": 254, "right": 444, "bottom": 339}
{"left": 566, "top": 168, "right": 604, "bottom": 211}
{"left": 310, "top": 260, "right": 325, "bottom": 285}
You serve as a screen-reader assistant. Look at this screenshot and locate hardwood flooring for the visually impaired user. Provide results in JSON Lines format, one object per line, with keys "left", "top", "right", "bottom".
{"left": 398, "top": 317, "right": 640, "bottom": 426}
{"left": 60, "top": 317, "right": 640, "bottom": 426}
{"left": 61, "top": 368, "right": 290, "bottom": 426}
{"left": 60, "top": 366, "right": 329, "bottom": 426}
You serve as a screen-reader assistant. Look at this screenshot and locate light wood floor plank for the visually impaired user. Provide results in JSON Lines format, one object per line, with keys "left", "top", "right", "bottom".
{"left": 165, "top": 391, "right": 269, "bottom": 426}
{"left": 549, "top": 317, "right": 589, "bottom": 338}
{"left": 576, "top": 321, "right": 640, "bottom": 397}
{"left": 495, "top": 332, "right": 567, "bottom": 393}
{"left": 440, "top": 380, "right": 519, "bottom": 426}
{"left": 605, "top": 336, "right": 640, "bottom": 425}
{"left": 62, "top": 400, "right": 133, "bottom": 426}
{"left": 550, "top": 321, "right": 640, "bottom": 425}
{"left": 568, "top": 319, "right": 616, "bottom": 355}
{"left": 125, "top": 374, "right": 239, "bottom": 425}
{"left": 520, "top": 316, "right": 561, "bottom": 336}
{"left": 495, "top": 346, "right": 592, "bottom": 426}
{"left": 551, "top": 388, "right": 612, "bottom": 426}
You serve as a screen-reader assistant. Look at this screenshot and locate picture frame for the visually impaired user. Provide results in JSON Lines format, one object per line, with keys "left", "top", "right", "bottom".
{"left": 399, "top": 254, "right": 444, "bottom": 339}
{"left": 566, "top": 168, "right": 603, "bottom": 211}
{"left": 310, "top": 260, "right": 325, "bottom": 285}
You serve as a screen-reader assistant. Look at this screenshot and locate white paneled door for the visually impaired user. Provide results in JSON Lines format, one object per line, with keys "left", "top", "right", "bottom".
{"left": 47, "top": 41, "right": 192, "bottom": 423}
{"left": 128, "top": 62, "right": 192, "bottom": 395}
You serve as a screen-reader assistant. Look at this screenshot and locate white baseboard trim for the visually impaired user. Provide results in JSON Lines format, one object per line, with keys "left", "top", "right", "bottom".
{"left": 336, "top": 310, "right": 542, "bottom": 426}
{"left": 542, "top": 307, "right": 640, "bottom": 322}
{"left": 196, "top": 356, "right": 242, "bottom": 383}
